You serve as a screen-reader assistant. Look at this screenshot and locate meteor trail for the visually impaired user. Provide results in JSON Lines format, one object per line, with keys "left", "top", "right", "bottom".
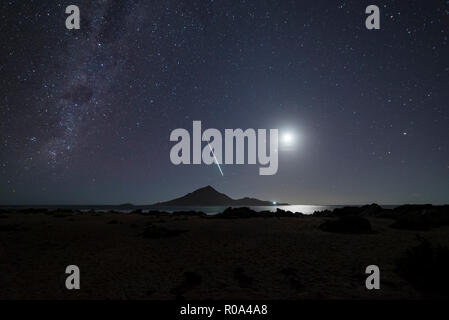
{"left": 208, "top": 142, "right": 224, "bottom": 176}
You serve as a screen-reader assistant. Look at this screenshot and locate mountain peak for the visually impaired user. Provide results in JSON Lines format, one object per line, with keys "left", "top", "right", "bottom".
{"left": 195, "top": 185, "right": 216, "bottom": 192}
{"left": 154, "top": 186, "right": 288, "bottom": 206}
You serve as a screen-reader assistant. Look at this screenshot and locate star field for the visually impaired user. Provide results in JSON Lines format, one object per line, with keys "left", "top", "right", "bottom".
{"left": 0, "top": 0, "right": 448, "bottom": 205}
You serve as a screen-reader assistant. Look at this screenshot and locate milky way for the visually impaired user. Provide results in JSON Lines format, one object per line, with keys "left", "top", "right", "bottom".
{"left": 0, "top": 0, "right": 448, "bottom": 204}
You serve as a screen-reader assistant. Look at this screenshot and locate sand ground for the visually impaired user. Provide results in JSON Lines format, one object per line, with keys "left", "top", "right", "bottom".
{"left": 1, "top": 211, "right": 448, "bottom": 299}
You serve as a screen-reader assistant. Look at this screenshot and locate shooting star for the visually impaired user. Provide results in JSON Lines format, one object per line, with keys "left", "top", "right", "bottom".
{"left": 208, "top": 142, "right": 224, "bottom": 176}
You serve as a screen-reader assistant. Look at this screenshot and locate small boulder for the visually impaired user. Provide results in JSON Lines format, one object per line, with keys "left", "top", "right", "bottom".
{"left": 359, "top": 203, "right": 383, "bottom": 217}
{"left": 216, "top": 207, "right": 259, "bottom": 218}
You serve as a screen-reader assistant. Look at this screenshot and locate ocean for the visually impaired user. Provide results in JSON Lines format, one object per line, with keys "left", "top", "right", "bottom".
{"left": 148, "top": 205, "right": 342, "bottom": 215}
{"left": 1, "top": 204, "right": 399, "bottom": 215}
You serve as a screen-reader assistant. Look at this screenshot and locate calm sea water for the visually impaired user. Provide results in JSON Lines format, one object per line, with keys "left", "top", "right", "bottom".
{"left": 2, "top": 204, "right": 398, "bottom": 215}
{"left": 148, "top": 205, "right": 343, "bottom": 215}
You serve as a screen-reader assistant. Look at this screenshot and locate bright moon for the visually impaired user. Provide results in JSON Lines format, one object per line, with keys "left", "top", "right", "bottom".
{"left": 281, "top": 132, "right": 294, "bottom": 146}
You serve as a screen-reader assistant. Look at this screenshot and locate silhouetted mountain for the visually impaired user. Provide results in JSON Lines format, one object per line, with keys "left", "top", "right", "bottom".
{"left": 117, "top": 203, "right": 135, "bottom": 209}
{"left": 154, "top": 185, "right": 287, "bottom": 206}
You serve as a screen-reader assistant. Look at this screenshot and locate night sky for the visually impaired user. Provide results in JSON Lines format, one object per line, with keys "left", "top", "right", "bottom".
{"left": 0, "top": 0, "right": 448, "bottom": 205}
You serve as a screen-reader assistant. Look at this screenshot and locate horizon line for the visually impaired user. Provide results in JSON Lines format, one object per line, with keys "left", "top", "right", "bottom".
{"left": 1, "top": 202, "right": 448, "bottom": 208}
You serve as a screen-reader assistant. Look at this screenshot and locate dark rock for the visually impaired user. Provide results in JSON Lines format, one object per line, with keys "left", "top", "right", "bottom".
{"left": 275, "top": 208, "right": 301, "bottom": 217}
{"left": 313, "top": 209, "right": 333, "bottom": 217}
{"left": 313, "top": 204, "right": 384, "bottom": 218}
{"left": 359, "top": 203, "right": 383, "bottom": 217}
{"left": 332, "top": 206, "right": 364, "bottom": 217}
{"left": 390, "top": 205, "right": 449, "bottom": 230}
{"left": 377, "top": 209, "right": 394, "bottom": 219}
{"left": 397, "top": 236, "right": 449, "bottom": 295}
{"left": 217, "top": 207, "right": 260, "bottom": 218}
{"left": 216, "top": 207, "right": 301, "bottom": 218}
